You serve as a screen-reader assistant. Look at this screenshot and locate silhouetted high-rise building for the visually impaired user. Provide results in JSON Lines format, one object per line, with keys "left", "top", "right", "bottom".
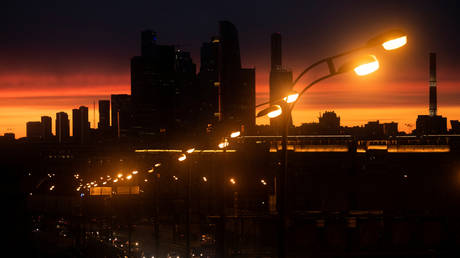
{"left": 98, "top": 100, "right": 110, "bottom": 130}
{"left": 240, "top": 68, "right": 256, "bottom": 131}
{"left": 26, "top": 121, "right": 43, "bottom": 139}
{"left": 198, "top": 38, "right": 222, "bottom": 128}
{"left": 269, "top": 33, "right": 293, "bottom": 131}
{"left": 111, "top": 94, "right": 132, "bottom": 137}
{"left": 416, "top": 53, "right": 447, "bottom": 135}
{"left": 73, "top": 106, "right": 89, "bottom": 144}
{"left": 56, "top": 112, "right": 70, "bottom": 143}
{"left": 41, "top": 116, "right": 52, "bottom": 139}
{"left": 131, "top": 30, "right": 176, "bottom": 132}
{"left": 218, "top": 21, "right": 255, "bottom": 130}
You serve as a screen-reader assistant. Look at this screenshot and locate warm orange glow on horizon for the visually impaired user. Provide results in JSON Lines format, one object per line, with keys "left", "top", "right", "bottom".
{"left": 1, "top": 69, "right": 460, "bottom": 138}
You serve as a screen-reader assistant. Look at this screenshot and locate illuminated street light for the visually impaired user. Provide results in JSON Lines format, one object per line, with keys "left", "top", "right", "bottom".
{"left": 230, "top": 131, "right": 241, "bottom": 138}
{"left": 366, "top": 29, "right": 407, "bottom": 50}
{"left": 218, "top": 141, "right": 229, "bottom": 149}
{"left": 186, "top": 148, "right": 195, "bottom": 154}
{"left": 261, "top": 179, "right": 267, "bottom": 185}
{"left": 126, "top": 174, "right": 133, "bottom": 180}
{"left": 113, "top": 179, "right": 118, "bottom": 183}
{"left": 283, "top": 91, "right": 299, "bottom": 103}
{"left": 229, "top": 178, "right": 236, "bottom": 185}
{"left": 338, "top": 55, "right": 380, "bottom": 76}
{"left": 173, "top": 176, "right": 179, "bottom": 181}
{"left": 267, "top": 105, "right": 282, "bottom": 118}
{"left": 148, "top": 168, "right": 154, "bottom": 173}
{"left": 155, "top": 163, "right": 161, "bottom": 167}
{"left": 144, "top": 179, "right": 148, "bottom": 182}
{"left": 202, "top": 176, "right": 208, "bottom": 182}
{"left": 132, "top": 170, "right": 138, "bottom": 175}
{"left": 117, "top": 173, "right": 123, "bottom": 178}
{"left": 178, "top": 154, "right": 187, "bottom": 161}
{"left": 257, "top": 105, "right": 282, "bottom": 118}
{"left": 382, "top": 36, "right": 407, "bottom": 50}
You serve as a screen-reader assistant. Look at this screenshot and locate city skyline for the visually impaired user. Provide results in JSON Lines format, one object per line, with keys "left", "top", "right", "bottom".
{"left": 2, "top": 0, "right": 460, "bottom": 137}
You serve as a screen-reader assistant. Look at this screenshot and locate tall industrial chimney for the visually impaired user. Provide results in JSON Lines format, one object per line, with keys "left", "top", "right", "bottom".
{"left": 429, "top": 52, "right": 437, "bottom": 116}
{"left": 271, "top": 33, "right": 282, "bottom": 71}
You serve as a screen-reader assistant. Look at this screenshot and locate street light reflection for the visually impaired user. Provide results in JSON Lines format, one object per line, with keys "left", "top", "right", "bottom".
{"left": 178, "top": 154, "right": 187, "bottom": 161}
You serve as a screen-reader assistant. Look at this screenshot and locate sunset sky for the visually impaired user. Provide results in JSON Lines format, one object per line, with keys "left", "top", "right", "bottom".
{"left": 1, "top": 0, "right": 459, "bottom": 138}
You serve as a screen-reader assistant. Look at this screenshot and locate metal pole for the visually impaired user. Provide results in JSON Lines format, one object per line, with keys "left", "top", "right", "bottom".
{"left": 186, "top": 162, "right": 191, "bottom": 258}
{"left": 154, "top": 172, "right": 160, "bottom": 257}
{"left": 217, "top": 146, "right": 226, "bottom": 258}
{"left": 278, "top": 105, "right": 289, "bottom": 258}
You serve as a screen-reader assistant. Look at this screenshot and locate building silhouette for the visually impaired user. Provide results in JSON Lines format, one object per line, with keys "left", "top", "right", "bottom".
{"left": 26, "top": 121, "right": 43, "bottom": 139}
{"left": 198, "top": 37, "right": 223, "bottom": 130}
{"left": 72, "top": 106, "right": 89, "bottom": 144}
{"left": 111, "top": 94, "right": 132, "bottom": 137}
{"left": 98, "top": 100, "right": 110, "bottom": 130}
{"left": 416, "top": 53, "right": 447, "bottom": 134}
{"left": 41, "top": 116, "right": 52, "bottom": 139}
{"left": 218, "top": 21, "right": 255, "bottom": 131}
{"left": 319, "top": 111, "right": 340, "bottom": 134}
{"left": 269, "top": 33, "right": 293, "bottom": 132}
{"left": 56, "top": 112, "right": 70, "bottom": 143}
{"left": 451, "top": 120, "right": 460, "bottom": 133}
{"left": 131, "top": 30, "right": 176, "bottom": 133}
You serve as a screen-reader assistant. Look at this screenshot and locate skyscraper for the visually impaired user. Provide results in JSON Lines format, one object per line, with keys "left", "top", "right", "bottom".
{"left": 131, "top": 30, "right": 176, "bottom": 132}
{"left": 73, "top": 106, "right": 89, "bottom": 144}
{"left": 98, "top": 100, "right": 110, "bottom": 130}
{"left": 111, "top": 94, "right": 132, "bottom": 137}
{"left": 269, "top": 33, "right": 293, "bottom": 131}
{"left": 56, "top": 112, "right": 70, "bottom": 143}
{"left": 218, "top": 21, "right": 255, "bottom": 130}
{"left": 41, "top": 116, "right": 52, "bottom": 139}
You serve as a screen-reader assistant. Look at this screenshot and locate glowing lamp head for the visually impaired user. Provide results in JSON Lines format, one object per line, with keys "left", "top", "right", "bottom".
{"left": 154, "top": 163, "right": 161, "bottom": 167}
{"left": 230, "top": 131, "right": 240, "bottom": 138}
{"left": 366, "top": 29, "right": 407, "bottom": 50}
{"left": 353, "top": 55, "right": 379, "bottom": 76}
{"left": 339, "top": 55, "right": 380, "bottom": 76}
{"left": 117, "top": 173, "right": 123, "bottom": 178}
{"left": 283, "top": 91, "right": 299, "bottom": 103}
{"left": 178, "top": 154, "right": 187, "bottom": 161}
{"left": 229, "top": 178, "right": 236, "bottom": 184}
{"left": 267, "top": 105, "right": 282, "bottom": 118}
{"left": 382, "top": 36, "right": 407, "bottom": 50}
{"left": 186, "top": 148, "right": 195, "bottom": 154}
{"left": 132, "top": 170, "right": 138, "bottom": 175}
{"left": 126, "top": 174, "right": 132, "bottom": 180}
{"left": 218, "top": 141, "right": 229, "bottom": 149}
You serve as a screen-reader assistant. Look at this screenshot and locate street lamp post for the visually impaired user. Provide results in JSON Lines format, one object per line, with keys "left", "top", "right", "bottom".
{"left": 257, "top": 29, "right": 407, "bottom": 258}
